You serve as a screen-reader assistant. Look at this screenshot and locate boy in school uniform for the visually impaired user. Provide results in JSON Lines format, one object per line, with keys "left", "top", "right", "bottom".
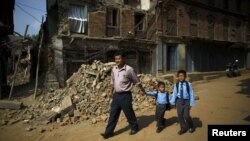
{"left": 145, "top": 81, "right": 171, "bottom": 133}
{"left": 170, "top": 70, "right": 195, "bottom": 135}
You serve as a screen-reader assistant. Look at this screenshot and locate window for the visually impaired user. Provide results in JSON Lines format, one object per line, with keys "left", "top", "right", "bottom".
{"left": 189, "top": 9, "right": 198, "bottom": 37}
{"left": 207, "top": 15, "right": 215, "bottom": 39}
{"left": 135, "top": 13, "right": 144, "bottom": 31}
{"left": 68, "top": 5, "right": 88, "bottom": 34}
{"left": 166, "top": 7, "right": 177, "bottom": 36}
{"left": 106, "top": 8, "right": 120, "bottom": 37}
{"left": 236, "top": 21, "right": 241, "bottom": 41}
{"left": 222, "top": 18, "right": 229, "bottom": 40}
{"left": 223, "top": 0, "right": 228, "bottom": 9}
{"left": 236, "top": 0, "right": 241, "bottom": 12}
{"left": 134, "top": 13, "right": 145, "bottom": 38}
{"left": 107, "top": 8, "right": 118, "bottom": 26}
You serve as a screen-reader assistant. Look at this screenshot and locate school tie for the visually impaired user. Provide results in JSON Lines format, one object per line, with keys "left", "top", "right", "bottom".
{"left": 180, "top": 82, "right": 184, "bottom": 105}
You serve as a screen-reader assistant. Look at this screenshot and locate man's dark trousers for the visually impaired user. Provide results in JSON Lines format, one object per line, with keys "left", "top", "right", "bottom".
{"left": 105, "top": 92, "right": 138, "bottom": 135}
{"left": 155, "top": 104, "right": 166, "bottom": 127}
{"left": 177, "top": 99, "right": 194, "bottom": 130}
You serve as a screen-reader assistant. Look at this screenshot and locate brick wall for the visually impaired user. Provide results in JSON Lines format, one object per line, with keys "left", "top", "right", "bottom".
{"left": 120, "top": 8, "right": 135, "bottom": 37}
{"left": 88, "top": 11, "right": 106, "bottom": 37}
{"left": 173, "top": 1, "right": 247, "bottom": 42}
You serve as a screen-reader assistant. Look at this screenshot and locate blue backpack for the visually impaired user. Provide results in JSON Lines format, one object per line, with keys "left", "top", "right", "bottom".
{"left": 155, "top": 91, "right": 171, "bottom": 111}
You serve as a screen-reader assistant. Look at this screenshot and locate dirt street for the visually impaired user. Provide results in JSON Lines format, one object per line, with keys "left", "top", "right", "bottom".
{"left": 0, "top": 73, "right": 250, "bottom": 141}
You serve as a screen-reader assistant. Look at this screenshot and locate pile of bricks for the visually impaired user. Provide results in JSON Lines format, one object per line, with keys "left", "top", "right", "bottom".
{"left": 0, "top": 60, "right": 173, "bottom": 128}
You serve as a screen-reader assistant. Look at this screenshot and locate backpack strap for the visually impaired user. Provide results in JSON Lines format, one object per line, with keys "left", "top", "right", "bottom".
{"left": 185, "top": 81, "right": 190, "bottom": 95}
{"left": 166, "top": 92, "right": 169, "bottom": 104}
{"left": 176, "top": 82, "right": 179, "bottom": 93}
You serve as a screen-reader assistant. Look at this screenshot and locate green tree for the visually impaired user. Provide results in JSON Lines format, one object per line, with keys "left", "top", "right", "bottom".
{"left": 26, "top": 34, "right": 39, "bottom": 41}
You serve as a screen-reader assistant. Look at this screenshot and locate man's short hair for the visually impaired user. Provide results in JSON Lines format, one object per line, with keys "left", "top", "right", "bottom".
{"left": 177, "top": 70, "right": 187, "bottom": 77}
{"left": 114, "top": 51, "right": 125, "bottom": 58}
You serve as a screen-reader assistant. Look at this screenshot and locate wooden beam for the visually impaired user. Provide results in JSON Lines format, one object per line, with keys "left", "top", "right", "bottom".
{"left": 0, "top": 100, "right": 23, "bottom": 110}
{"left": 34, "top": 16, "right": 44, "bottom": 99}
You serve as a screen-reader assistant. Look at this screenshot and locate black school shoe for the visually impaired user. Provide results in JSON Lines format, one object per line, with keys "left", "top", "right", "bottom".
{"left": 156, "top": 127, "right": 164, "bottom": 133}
{"left": 189, "top": 128, "right": 195, "bottom": 133}
{"left": 100, "top": 133, "right": 114, "bottom": 139}
{"left": 178, "top": 129, "right": 188, "bottom": 135}
{"left": 130, "top": 129, "right": 139, "bottom": 135}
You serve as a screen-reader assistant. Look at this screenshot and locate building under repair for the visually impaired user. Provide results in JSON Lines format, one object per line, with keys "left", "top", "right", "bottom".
{"left": 45, "top": 0, "right": 250, "bottom": 86}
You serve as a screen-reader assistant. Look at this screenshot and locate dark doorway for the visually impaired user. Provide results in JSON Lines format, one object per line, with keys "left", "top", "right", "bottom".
{"left": 167, "top": 45, "right": 178, "bottom": 71}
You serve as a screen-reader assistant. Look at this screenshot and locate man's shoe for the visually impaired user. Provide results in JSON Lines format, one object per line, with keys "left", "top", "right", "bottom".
{"left": 100, "top": 133, "right": 114, "bottom": 139}
{"left": 189, "top": 128, "right": 195, "bottom": 133}
{"left": 178, "top": 129, "right": 187, "bottom": 135}
{"left": 156, "top": 127, "right": 163, "bottom": 133}
{"left": 129, "top": 129, "right": 138, "bottom": 135}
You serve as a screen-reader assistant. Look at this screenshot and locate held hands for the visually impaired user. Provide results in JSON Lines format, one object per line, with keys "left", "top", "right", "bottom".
{"left": 107, "top": 91, "right": 113, "bottom": 99}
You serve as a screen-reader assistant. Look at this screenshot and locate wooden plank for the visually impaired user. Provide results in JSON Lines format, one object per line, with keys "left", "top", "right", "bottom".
{"left": 0, "top": 100, "right": 23, "bottom": 110}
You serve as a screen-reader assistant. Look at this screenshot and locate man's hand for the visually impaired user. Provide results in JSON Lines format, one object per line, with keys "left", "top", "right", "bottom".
{"left": 108, "top": 84, "right": 114, "bottom": 99}
{"left": 108, "top": 92, "right": 113, "bottom": 99}
{"left": 138, "top": 84, "right": 146, "bottom": 95}
{"left": 140, "top": 91, "right": 146, "bottom": 96}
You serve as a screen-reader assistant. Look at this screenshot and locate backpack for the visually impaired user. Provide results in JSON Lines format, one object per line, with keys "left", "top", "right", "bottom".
{"left": 176, "top": 81, "right": 190, "bottom": 101}
{"left": 155, "top": 91, "right": 171, "bottom": 111}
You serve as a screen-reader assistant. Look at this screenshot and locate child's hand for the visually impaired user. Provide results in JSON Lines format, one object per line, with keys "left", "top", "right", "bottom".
{"left": 141, "top": 92, "right": 145, "bottom": 95}
{"left": 108, "top": 92, "right": 113, "bottom": 99}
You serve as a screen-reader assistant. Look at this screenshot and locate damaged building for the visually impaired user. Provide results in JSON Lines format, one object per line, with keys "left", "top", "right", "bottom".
{"left": 156, "top": 0, "right": 249, "bottom": 73}
{"left": 46, "top": 0, "right": 158, "bottom": 86}
{"left": 45, "top": 0, "right": 250, "bottom": 86}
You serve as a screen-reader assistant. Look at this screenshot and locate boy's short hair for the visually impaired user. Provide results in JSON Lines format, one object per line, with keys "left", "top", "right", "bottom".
{"left": 114, "top": 51, "right": 125, "bottom": 58}
{"left": 177, "top": 69, "right": 187, "bottom": 77}
{"left": 157, "top": 81, "right": 165, "bottom": 87}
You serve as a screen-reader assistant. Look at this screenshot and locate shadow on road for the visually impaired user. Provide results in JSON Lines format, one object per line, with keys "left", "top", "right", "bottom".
{"left": 115, "top": 115, "right": 155, "bottom": 135}
{"left": 193, "top": 117, "right": 203, "bottom": 128}
{"left": 236, "top": 78, "right": 250, "bottom": 98}
{"left": 243, "top": 115, "right": 250, "bottom": 122}
{"left": 114, "top": 115, "right": 204, "bottom": 135}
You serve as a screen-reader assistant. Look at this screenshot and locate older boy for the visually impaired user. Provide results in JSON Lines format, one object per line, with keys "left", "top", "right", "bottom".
{"left": 170, "top": 70, "right": 195, "bottom": 135}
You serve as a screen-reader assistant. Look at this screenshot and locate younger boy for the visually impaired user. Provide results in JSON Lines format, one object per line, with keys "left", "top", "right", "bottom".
{"left": 170, "top": 70, "right": 195, "bottom": 135}
{"left": 145, "top": 81, "right": 170, "bottom": 133}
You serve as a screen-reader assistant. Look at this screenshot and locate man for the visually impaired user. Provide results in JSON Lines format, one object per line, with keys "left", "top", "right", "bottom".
{"left": 101, "top": 51, "right": 145, "bottom": 139}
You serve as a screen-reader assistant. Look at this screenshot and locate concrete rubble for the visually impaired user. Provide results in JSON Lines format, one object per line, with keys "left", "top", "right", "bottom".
{"left": 0, "top": 60, "right": 174, "bottom": 128}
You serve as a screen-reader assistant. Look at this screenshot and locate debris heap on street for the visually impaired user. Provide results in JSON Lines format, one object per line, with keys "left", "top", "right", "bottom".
{"left": 0, "top": 60, "right": 173, "bottom": 128}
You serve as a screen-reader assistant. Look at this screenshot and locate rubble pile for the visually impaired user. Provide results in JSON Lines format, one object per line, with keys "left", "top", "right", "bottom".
{"left": 1, "top": 60, "right": 173, "bottom": 127}
{"left": 7, "top": 56, "right": 31, "bottom": 86}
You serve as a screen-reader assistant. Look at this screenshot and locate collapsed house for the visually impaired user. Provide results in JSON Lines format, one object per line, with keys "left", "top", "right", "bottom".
{"left": 6, "top": 35, "right": 35, "bottom": 86}
{"left": 45, "top": 0, "right": 250, "bottom": 87}
{"left": 46, "top": 0, "right": 158, "bottom": 87}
